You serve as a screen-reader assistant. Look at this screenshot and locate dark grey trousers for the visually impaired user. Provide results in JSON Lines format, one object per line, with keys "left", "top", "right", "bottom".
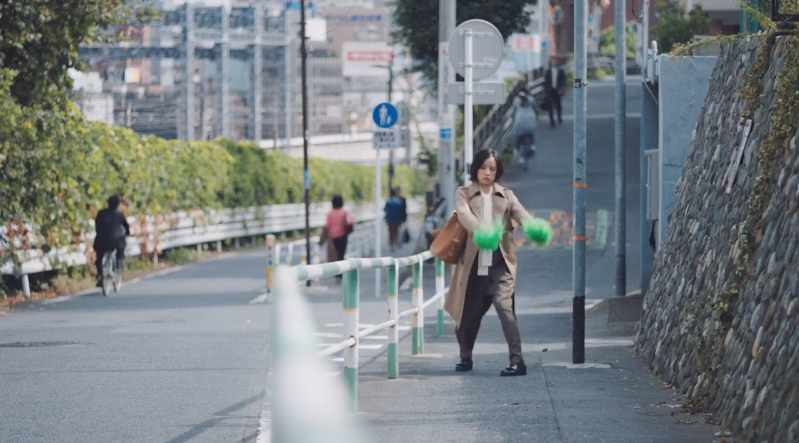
{"left": 456, "top": 251, "right": 524, "bottom": 365}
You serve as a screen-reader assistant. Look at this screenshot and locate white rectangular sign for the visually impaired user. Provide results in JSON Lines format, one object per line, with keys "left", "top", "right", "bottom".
{"left": 447, "top": 82, "right": 506, "bottom": 105}
{"left": 342, "top": 42, "right": 394, "bottom": 78}
{"left": 373, "top": 129, "right": 400, "bottom": 150}
{"left": 512, "top": 35, "right": 541, "bottom": 53}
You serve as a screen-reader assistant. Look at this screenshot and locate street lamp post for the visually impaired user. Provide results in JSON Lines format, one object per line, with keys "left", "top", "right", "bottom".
{"left": 300, "top": 0, "right": 311, "bottom": 286}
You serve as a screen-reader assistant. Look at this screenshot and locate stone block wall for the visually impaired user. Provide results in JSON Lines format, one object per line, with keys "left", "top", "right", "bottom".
{"left": 633, "top": 35, "right": 799, "bottom": 442}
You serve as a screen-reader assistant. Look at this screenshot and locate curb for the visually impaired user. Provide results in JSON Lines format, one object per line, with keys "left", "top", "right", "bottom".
{"left": 10, "top": 250, "right": 252, "bottom": 309}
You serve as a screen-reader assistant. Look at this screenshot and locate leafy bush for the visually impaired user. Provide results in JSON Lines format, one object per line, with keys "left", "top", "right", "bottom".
{"left": 0, "top": 68, "right": 426, "bottom": 263}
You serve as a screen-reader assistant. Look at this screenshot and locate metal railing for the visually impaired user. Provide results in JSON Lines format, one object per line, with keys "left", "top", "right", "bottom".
{"left": 274, "top": 250, "right": 449, "bottom": 411}
{"left": 2, "top": 200, "right": 421, "bottom": 297}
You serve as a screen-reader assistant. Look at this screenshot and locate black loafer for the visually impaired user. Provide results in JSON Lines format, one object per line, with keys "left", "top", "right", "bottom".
{"left": 455, "top": 360, "right": 473, "bottom": 372}
{"left": 500, "top": 364, "right": 527, "bottom": 376}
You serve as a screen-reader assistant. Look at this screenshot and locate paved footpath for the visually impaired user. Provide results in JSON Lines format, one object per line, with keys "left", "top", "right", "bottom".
{"left": 305, "top": 78, "right": 724, "bottom": 443}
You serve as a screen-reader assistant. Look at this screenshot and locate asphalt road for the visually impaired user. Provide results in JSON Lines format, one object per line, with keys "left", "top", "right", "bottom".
{"left": 0, "top": 77, "right": 716, "bottom": 443}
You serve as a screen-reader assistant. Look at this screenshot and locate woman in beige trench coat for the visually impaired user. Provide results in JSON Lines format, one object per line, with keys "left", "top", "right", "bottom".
{"left": 443, "top": 149, "right": 534, "bottom": 376}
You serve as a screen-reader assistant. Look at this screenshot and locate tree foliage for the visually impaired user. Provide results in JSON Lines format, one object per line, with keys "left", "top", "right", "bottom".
{"left": 651, "top": 2, "right": 712, "bottom": 54}
{"left": 598, "top": 26, "right": 637, "bottom": 58}
{"left": 0, "top": 68, "right": 425, "bottom": 267}
{"left": 0, "top": 0, "right": 158, "bottom": 107}
{"left": 390, "top": 0, "right": 537, "bottom": 89}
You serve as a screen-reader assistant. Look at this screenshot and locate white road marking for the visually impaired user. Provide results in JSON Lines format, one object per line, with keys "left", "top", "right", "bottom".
{"left": 399, "top": 276, "right": 412, "bottom": 290}
{"left": 249, "top": 293, "right": 269, "bottom": 304}
{"left": 324, "top": 323, "right": 343, "bottom": 328}
{"left": 542, "top": 362, "right": 612, "bottom": 369}
{"left": 358, "top": 344, "right": 384, "bottom": 350}
{"left": 362, "top": 335, "right": 387, "bottom": 340}
{"left": 328, "top": 357, "right": 344, "bottom": 362}
{"left": 314, "top": 332, "right": 343, "bottom": 338}
{"left": 325, "top": 372, "right": 342, "bottom": 377}
{"left": 397, "top": 326, "right": 411, "bottom": 331}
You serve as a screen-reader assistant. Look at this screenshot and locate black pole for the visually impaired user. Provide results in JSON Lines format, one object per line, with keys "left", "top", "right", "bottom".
{"left": 300, "top": 0, "right": 311, "bottom": 286}
{"left": 387, "top": 61, "right": 394, "bottom": 194}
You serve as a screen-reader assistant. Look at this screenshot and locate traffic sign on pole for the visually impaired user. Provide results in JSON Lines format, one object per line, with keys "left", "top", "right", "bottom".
{"left": 448, "top": 19, "right": 504, "bottom": 186}
{"left": 447, "top": 81, "right": 505, "bottom": 105}
{"left": 373, "top": 129, "right": 400, "bottom": 150}
{"left": 448, "top": 20, "right": 505, "bottom": 81}
{"left": 372, "top": 102, "right": 398, "bottom": 129}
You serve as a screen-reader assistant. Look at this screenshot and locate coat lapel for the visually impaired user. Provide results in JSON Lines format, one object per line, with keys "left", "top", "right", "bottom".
{"left": 492, "top": 185, "right": 509, "bottom": 224}
{"left": 467, "top": 183, "right": 482, "bottom": 221}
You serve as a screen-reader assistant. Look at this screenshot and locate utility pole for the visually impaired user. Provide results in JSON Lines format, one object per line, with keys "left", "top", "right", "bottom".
{"left": 387, "top": 61, "right": 394, "bottom": 194}
{"left": 300, "top": 0, "right": 311, "bottom": 286}
{"left": 572, "top": 0, "right": 588, "bottom": 365}
{"left": 438, "top": 0, "right": 456, "bottom": 209}
{"left": 615, "top": 0, "right": 627, "bottom": 296}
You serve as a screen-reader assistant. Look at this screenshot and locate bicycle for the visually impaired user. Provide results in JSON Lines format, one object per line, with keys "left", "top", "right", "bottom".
{"left": 99, "top": 250, "right": 122, "bottom": 296}
{"left": 518, "top": 134, "right": 535, "bottom": 171}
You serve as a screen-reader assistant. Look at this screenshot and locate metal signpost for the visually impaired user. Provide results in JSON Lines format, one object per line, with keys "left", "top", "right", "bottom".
{"left": 448, "top": 20, "right": 505, "bottom": 186}
{"left": 300, "top": 0, "right": 312, "bottom": 287}
{"left": 573, "top": 0, "right": 588, "bottom": 365}
{"left": 373, "top": 102, "right": 399, "bottom": 297}
{"left": 438, "top": 0, "right": 456, "bottom": 210}
{"left": 615, "top": 0, "right": 628, "bottom": 297}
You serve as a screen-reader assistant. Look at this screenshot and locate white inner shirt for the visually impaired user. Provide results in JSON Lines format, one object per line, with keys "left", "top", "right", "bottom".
{"left": 551, "top": 67, "right": 559, "bottom": 89}
{"left": 478, "top": 189, "right": 493, "bottom": 276}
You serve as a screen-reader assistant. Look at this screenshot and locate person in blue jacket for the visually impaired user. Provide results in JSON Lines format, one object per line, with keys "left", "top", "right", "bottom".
{"left": 384, "top": 189, "right": 404, "bottom": 252}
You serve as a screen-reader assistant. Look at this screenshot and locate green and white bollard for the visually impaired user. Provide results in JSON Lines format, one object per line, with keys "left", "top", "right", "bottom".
{"left": 412, "top": 260, "right": 424, "bottom": 355}
{"left": 343, "top": 268, "right": 359, "bottom": 411}
{"left": 387, "top": 262, "right": 400, "bottom": 379}
{"left": 435, "top": 259, "right": 445, "bottom": 336}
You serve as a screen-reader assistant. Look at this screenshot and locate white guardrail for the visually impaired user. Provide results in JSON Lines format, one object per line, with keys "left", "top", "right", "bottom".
{"left": 1, "top": 199, "right": 422, "bottom": 297}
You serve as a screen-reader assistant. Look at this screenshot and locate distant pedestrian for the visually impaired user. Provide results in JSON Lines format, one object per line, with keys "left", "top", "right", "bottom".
{"left": 384, "top": 189, "right": 403, "bottom": 252}
{"left": 544, "top": 57, "right": 566, "bottom": 127}
{"left": 320, "top": 195, "right": 354, "bottom": 283}
{"left": 394, "top": 187, "right": 409, "bottom": 243}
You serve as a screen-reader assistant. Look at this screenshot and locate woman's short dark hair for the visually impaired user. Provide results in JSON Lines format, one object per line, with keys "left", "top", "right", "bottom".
{"left": 469, "top": 149, "right": 504, "bottom": 183}
{"left": 332, "top": 195, "right": 344, "bottom": 208}
{"left": 107, "top": 195, "right": 120, "bottom": 210}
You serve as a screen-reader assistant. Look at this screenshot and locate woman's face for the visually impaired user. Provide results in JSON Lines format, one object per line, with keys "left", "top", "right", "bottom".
{"left": 477, "top": 156, "right": 497, "bottom": 186}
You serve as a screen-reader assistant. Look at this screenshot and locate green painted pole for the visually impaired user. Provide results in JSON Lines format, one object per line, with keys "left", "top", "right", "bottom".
{"left": 435, "top": 259, "right": 445, "bottom": 336}
{"left": 343, "top": 268, "right": 359, "bottom": 411}
{"left": 387, "top": 262, "right": 400, "bottom": 379}
{"left": 412, "top": 260, "right": 424, "bottom": 355}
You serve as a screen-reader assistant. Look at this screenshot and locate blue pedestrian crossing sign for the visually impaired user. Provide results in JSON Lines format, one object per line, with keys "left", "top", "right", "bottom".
{"left": 372, "top": 103, "right": 398, "bottom": 129}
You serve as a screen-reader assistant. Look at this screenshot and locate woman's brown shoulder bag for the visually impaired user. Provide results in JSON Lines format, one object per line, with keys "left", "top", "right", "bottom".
{"left": 429, "top": 189, "right": 469, "bottom": 264}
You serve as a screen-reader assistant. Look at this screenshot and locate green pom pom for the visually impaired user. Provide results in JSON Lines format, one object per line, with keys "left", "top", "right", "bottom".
{"left": 473, "top": 222, "right": 503, "bottom": 251}
{"left": 523, "top": 218, "right": 553, "bottom": 246}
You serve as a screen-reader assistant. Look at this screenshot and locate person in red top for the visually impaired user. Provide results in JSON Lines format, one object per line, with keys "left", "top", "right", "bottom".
{"left": 320, "top": 195, "right": 355, "bottom": 283}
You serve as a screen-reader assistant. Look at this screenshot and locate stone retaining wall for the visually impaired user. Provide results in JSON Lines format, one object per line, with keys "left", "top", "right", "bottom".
{"left": 633, "top": 35, "right": 799, "bottom": 442}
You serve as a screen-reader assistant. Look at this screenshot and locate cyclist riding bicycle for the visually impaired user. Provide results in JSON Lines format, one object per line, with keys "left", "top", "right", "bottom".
{"left": 513, "top": 91, "right": 538, "bottom": 160}
{"left": 94, "top": 195, "right": 130, "bottom": 287}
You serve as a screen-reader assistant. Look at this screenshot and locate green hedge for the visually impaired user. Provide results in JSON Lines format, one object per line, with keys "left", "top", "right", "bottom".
{"left": 0, "top": 68, "right": 425, "bottom": 254}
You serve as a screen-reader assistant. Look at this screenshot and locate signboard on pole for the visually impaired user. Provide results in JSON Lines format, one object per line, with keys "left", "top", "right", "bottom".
{"left": 448, "top": 19, "right": 505, "bottom": 81}
{"left": 512, "top": 35, "right": 541, "bottom": 53}
{"left": 447, "top": 82, "right": 506, "bottom": 105}
{"left": 448, "top": 19, "right": 504, "bottom": 186}
{"left": 372, "top": 102, "right": 398, "bottom": 129}
{"left": 373, "top": 129, "right": 400, "bottom": 150}
{"left": 396, "top": 101, "right": 410, "bottom": 126}
{"left": 342, "top": 42, "right": 394, "bottom": 77}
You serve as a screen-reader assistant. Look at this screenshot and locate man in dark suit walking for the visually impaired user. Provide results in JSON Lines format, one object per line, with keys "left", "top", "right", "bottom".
{"left": 544, "top": 57, "right": 566, "bottom": 127}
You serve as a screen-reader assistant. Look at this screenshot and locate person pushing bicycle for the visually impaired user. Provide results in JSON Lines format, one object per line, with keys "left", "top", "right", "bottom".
{"left": 94, "top": 195, "right": 130, "bottom": 287}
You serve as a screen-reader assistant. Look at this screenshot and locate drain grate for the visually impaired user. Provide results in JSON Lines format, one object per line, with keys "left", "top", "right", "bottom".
{"left": 0, "top": 341, "right": 85, "bottom": 348}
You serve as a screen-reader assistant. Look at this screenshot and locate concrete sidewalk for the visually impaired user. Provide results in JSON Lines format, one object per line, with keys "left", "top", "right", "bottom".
{"left": 332, "top": 80, "right": 724, "bottom": 442}
{"left": 351, "top": 288, "right": 723, "bottom": 443}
